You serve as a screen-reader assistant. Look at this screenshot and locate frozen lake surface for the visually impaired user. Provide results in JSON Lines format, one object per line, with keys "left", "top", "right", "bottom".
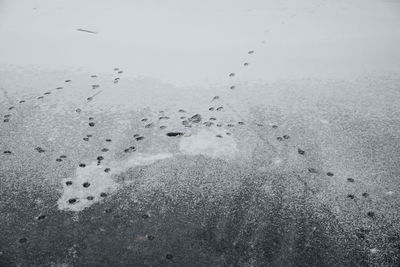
{"left": 1, "top": 0, "right": 400, "bottom": 266}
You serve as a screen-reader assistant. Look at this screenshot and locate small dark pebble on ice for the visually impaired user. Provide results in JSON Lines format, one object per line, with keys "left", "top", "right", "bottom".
{"left": 3, "top": 119, "right": 9, "bottom": 122}
{"left": 56, "top": 158, "right": 62, "bottom": 162}
{"left": 83, "top": 137, "right": 89, "bottom": 141}
{"left": 89, "top": 122, "right": 95, "bottom": 127}
{"left": 37, "top": 215, "right": 46, "bottom": 220}
{"left": 160, "top": 125, "right": 167, "bottom": 129}
{"left": 283, "top": 135, "right": 290, "bottom": 139}
{"left": 65, "top": 80, "right": 71, "bottom": 82}
{"left": 347, "top": 178, "right": 355, "bottom": 183}
{"left": 79, "top": 163, "right": 86, "bottom": 168}
{"left": 209, "top": 107, "right": 215, "bottom": 111}
{"left": 100, "top": 192, "right": 107, "bottom": 197}
{"left": 142, "top": 214, "right": 149, "bottom": 219}
{"left": 66, "top": 181, "right": 72, "bottom": 186}
{"left": 244, "top": 62, "right": 249, "bottom": 66}
{"left": 104, "top": 168, "right": 111, "bottom": 173}
{"left": 68, "top": 198, "right": 77, "bottom": 204}
{"left": 190, "top": 114, "right": 202, "bottom": 123}
{"left": 216, "top": 134, "right": 223, "bottom": 138}
{"left": 298, "top": 148, "right": 305, "bottom": 155}
{"left": 141, "top": 118, "right": 148, "bottom": 122}
{"left": 326, "top": 172, "right": 334, "bottom": 177}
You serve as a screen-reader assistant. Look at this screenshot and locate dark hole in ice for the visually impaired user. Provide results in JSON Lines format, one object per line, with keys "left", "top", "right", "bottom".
{"left": 83, "top": 182, "right": 90, "bottom": 188}
{"left": 37, "top": 96, "right": 44, "bottom": 99}
{"left": 56, "top": 87, "right": 63, "bottom": 90}
{"left": 100, "top": 192, "right": 107, "bottom": 197}
{"left": 136, "top": 136, "right": 145, "bottom": 141}
{"left": 362, "top": 192, "right": 369, "bottom": 197}
{"left": 226, "top": 132, "right": 231, "bottom": 136}
{"left": 159, "top": 116, "right": 170, "bottom": 120}
{"left": 367, "top": 211, "right": 375, "bottom": 218}
{"left": 276, "top": 137, "right": 283, "bottom": 141}
{"left": 87, "top": 134, "right": 93, "bottom": 138}
{"left": 66, "top": 181, "right": 72, "bottom": 186}
{"left": 124, "top": 146, "right": 136, "bottom": 153}
{"left": 79, "top": 163, "right": 86, "bottom": 168}
{"left": 227, "top": 124, "right": 234, "bottom": 127}
{"left": 229, "top": 73, "right": 235, "bottom": 77}
{"left": 44, "top": 92, "right": 51, "bottom": 95}
{"left": 166, "top": 132, "right": 184, "bottom": 137}
{"left": 272, "top": 125, "right": 278, "bottom": 129}
{"left": 104, "top": 168, "right": 111, "bottom": 173}
{"left": 89, "top": 122, "right": 95, "bottom": 127}
{"left": 56, "top": 158, "right": 62, "bottom": 162}
{"left": 178, "top": 109, "right": 185, "bottom": 113}
{"left": 3, "top": 119, "right": 9, "bottom": 122}
{"left": 326, "top": 172, "right": 334, "bottom": 177}
{"left": 87, "top": 196, "right": 94, "bottom": 200}
{"left": 37, "top": 215, "right": 46, "bottom": 220}
{"left": 298, "top": 148, "right": 305, "bottom": 155}
{"left": 189, "top": 114, "right": 202, "bottom": 123}
{"left": 347, "top": 178, "right": 355, "bottom": 183}
{"left": 217, "top": 124, "right": 222, "bottom": 127}
{"left": 106, "top": 139, "right": 112, "bottom": 142}
{"left": 283, "top": 135, "right": 290, "bottom": 139}
{"left": 204, "top": 122, "right": 213, "bottom": 127}
{"left": 347, "top": 194, "right": 355, "bottom": 199}
{"left": 147, "top": 235, "right": 154, "bottom": 240}
{"left": 87, "top": 97, "right": 93, "bottom": 101}
{"left": 210, "top": 117, "right": 216, "bottom": 121}
{"left": 60, "top": 155, "right": 67, "bottom": 159}
{"left": 83, "top": 137, "right": 89, "bottom": 141}
{"left": 3, "top": 150, "right": 12, "bottom": 154}
{"left": 97, "top": 156, "right": 104, "bottom": 161}
{"left": 19, "top": 100, "right": 26, "bottom": 103}
{"left": 68, "top": 198, "right": 77, "bottom": 204}
{"left": 4, "top": 114, "right": 11, "bottom": 118}
{"left": 101, "top": 148, "right": 109, "bottom": 152}
{"left": 8, "top": 106, "right": 15, "bottom": 110}
{"left": 89, "top": 117, "right": 94, "bottom": 121}
{"left": 238, "top": 121, "right": 245, "bottom": 125}
{"left": 216, "top": 134, "right": 223, "bottom": 138}
{"left": 166, "top": 254, "right": 173, "bottom": 260}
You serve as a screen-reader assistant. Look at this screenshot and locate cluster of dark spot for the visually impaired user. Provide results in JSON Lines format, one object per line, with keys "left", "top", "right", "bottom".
{"left": 35, "top": 147, "right": 45, "bottom": 153}
{"left": 124, "top": 146, "right": 136, "bottom": 153}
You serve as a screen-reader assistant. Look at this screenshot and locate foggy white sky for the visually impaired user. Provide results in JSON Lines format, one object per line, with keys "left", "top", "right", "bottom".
{"left": 0, "top": 0, "right": 399, "bottom": 86}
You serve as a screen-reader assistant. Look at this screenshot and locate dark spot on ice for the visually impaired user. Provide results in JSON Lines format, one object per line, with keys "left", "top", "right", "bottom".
{"left": 19, "top": 100, "right": 26, "bottom": 103}
{"left": 124, "top": 146, "right": 136, "bottom": 153}
{"left": 136, "top": 136, "right": 145, "bottom": 141}
{"left": 87, "top": 97, "right": 93, "bottom": 101}
{"left": 298, "top": 148, "right": 305, "bottom": 155}
{"left": 37, "top": 215, "right": 46, "bottom": 220}
{"left": 104, "top": 168, "right": 111, "bottom": 173}
{"left": 347, "top": 194, "right": 355, "bottom": 199}
{"left": 76, "top": 109, "right": 81, "bottom": 113}
{"left": 37, "top": 96, "right": 44, "bottom": 99}
{"left": 216, "top": 124, "right": 222, "bottom": 127}
{"left": 66, "top": 181, "right": 72, "bottom": 186}
{"left": 189, "top": 114, "right": 202, "bottom": 123}
{"left": 276, "top": 137, "right": 283, "bottom": 141}
{"left": 160, "top": 125, "right": 167, "bottom": 129}
{"left": 105, "top": 208, "right": 113, "bottom": 213}
{"left": 87, "top": 196, "right": 94, "bottom": 200}
{"left": 87, "top": 134, "right": 93, "bottom": 138}
{"left": 212, "top": 96, "right": 219, "bottom": 101}
{"left": 114, "top": 68, "right": 119, "bottom": 71}
{"left": 356, "top": 232, "right": 365, "bottom": 239}
{"left": 229, "top": 73, "right": 235, "bottom": 77}
{"left": 100, "top": 192, "right": 107, "bottom": 197}
{"left": 283, "top": 135, "right": 290, "bottom": 139}
{"left": 347, "top": 178, "right": 355, "bottom": 183}
{"left": 204, "top": 122, "right": 213, "bottom": 127}
{"left": 227, "top": 124, "right": 234, "bottom": 127}
{"left": 83, "top": 182, "right": 90, "bottom": 188}
{"left": 83, "top": 137, "right": 89, "bottom": 141}
{"left": 44, "top": 92, "right": 51, "bottom": 95}
{"left": 159, "top": 116, "right": 170, "bottom": 120}
{"left": 79, "top": 163, "right": 86, "bottom": 168}
{"left": 230, "top": 85, "right": 235, "bottom": 90}
{"left": 68, "top": 198, "right": 77, "bottom": 204}
{"left": 89, "top": 122, "right": 95, "bottom": 127}
{"left": 141, "top": 118, "right": 148, "bottom": 122}
{"left": 91, "top": 75, "right": 97, "bottom": 78}
{"left": 56, "top": 158, "right": 62, "bottom": 162}
{"left": 19, "top": 238, "right": 27, "bottom": 243}
{"left": 165, "top": 131, "right": 185, "bottom": 137}
{"left": 367, "top": 211, "right": 375, "bottom": 218}
{"left": 178, "top": 109, "right": 185, "bottom": 113}
{"left": 209, "top": 107, "right": 215, "bottom": 111}
{"left": 145, "top": 123, "right": 154, "bottom": 128}
{"left": 216, "top": 107, "right": 223, "bottom": 111}
{"left": 60, "top": 155, "right": 67, "bottom": 158}
{"left": 89, "top": 117, "right": 94, "bottom": 121}
{"left": 101, "top": 148, "right": 109, "bottom": 152}
{"left": 106, "top": 139, "right": 112, "bottom": 142}
{"left": 65, "top": 80, "right": 71, "bottom": 82}
{"left": 248, "top": 50, "right": 254, "bottom": 54}
{"left": 216, "top": 134, "right": 223, "bottom": 138}
{"left": 147, "top": 235, "right": 154, "bottom": 240}
{"left": 210, "top": 117, "right": 216, "bottom": 121}
{"left": 35, "top": 147, "right": 45, "bottom": 153}
{"left": 97, "top": 156, "right": 104, "bottom": 161}
{"left": 4, "top": 114, "right": 11, "bottom": 118}
{"left": 226, "top": 132, "right": 231, "bottom": 136}
{"left": 308, "top": 168, "right": 318, "bottom": 174}
{"left": 118, "top": 70, "right": 123, "bottom": 74}
{"left": 166, "top": 254, "right": 173, "bottom": 260}
{"left": 272, "top": 125, "right": 278, "bottom": 129}
{"left": 56, "top": 87, "right": 63, "bottom": 90}
{"left": 142, "top": 214, "right": 149, "bottom": 219}
{"left": 8, "top": 106, "right": 15, "bottom": 110}
{"left": 244, "top": 62, "right": 249, "bottom": 66}
{"left": 180, "top": 116, "right": 186, "bottom": 120}
{"left": 326, "top": 172, "right": 334, "bottom": 177}
{"left": 3, "top": 150, "right": 12, "bottom": 155}
{"left": 238, "top": 121, "right": 245, "bottom": 125}
{"left": 362, "top": 192, "right": 369, "bottom": 197}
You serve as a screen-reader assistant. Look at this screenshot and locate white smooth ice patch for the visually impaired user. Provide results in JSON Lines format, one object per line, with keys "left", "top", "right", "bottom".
{"left": 57, "top": 153, "right": 173, "bottom": 212}
{"left": 179, "top": 129, "right": 238, "bottom": 159}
